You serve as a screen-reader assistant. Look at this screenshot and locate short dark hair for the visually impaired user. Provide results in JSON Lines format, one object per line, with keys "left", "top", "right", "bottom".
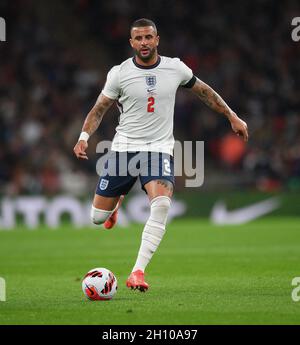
{"left": 130, "top": 18, "right": 157, "bottom": 34}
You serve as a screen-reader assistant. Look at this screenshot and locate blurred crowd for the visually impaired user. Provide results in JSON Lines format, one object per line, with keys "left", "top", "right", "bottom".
{"left": 1, "top": 0, "right": 300, "bottom": 196}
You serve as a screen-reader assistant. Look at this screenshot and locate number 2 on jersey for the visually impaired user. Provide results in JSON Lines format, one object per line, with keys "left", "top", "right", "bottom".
{"left": 147, "top": 97, "right": 155, "bottom": 113}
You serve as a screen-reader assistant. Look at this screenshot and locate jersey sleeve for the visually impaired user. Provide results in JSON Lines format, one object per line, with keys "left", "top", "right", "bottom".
{"left": 176, "top": 59, "right": 196, "bottom": 88}
{"left": 101, "top": 66, "right": 120, "bottom": 100}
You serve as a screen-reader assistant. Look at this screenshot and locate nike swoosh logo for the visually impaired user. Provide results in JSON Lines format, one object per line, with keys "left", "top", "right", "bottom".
{"left": 210, "top": 197, "right": 281, "bottom": 225}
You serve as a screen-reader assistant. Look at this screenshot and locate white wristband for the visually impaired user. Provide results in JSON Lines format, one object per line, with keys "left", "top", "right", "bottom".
{"left": 78, "top": 131, "right": 90, "bottom": 142}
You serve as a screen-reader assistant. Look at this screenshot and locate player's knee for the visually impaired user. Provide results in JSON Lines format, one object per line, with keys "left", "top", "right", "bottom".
{"left": 90, "top": 206, "right": 112, "bottom": 225}
{"left": 149, "top": 196, "right": 172, "bottom": 225}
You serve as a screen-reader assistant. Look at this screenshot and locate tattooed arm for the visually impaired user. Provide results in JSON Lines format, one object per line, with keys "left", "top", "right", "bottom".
{"left": 191, "top": 78, "right": 248, "bottom": 141}
{"left": 73, "top": 93, "right": 115, "bottom": 160}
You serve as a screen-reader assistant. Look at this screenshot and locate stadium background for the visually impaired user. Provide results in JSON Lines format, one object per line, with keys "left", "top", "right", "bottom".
{"left": 0, "top": 0, "right": 300, "bottom": 325}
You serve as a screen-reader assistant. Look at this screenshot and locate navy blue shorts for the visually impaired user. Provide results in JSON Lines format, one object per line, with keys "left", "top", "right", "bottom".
{"left": 96, "top": 151, "right": 174, "bottom": 197}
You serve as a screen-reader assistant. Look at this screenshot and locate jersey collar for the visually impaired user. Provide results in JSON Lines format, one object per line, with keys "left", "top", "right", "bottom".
{"left": 132, "top": 56, "right": 161, "bottom": 69}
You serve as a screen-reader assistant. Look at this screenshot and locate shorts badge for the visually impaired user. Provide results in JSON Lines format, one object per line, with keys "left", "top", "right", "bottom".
{"left": 99, "top": 179, "right": 109, "bottom": 190}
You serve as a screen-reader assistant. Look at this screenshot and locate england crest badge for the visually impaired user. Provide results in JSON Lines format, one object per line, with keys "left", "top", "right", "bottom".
{"left": 99, "top": 178, "right": 109, "bottom": 190}
{"left": 145, "top": 75, "right": 156, "bottom": 87}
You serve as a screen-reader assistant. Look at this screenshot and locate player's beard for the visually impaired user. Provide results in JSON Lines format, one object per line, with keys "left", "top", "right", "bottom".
{"left": 134, "top": 47, "right": 157, "bottom": 63}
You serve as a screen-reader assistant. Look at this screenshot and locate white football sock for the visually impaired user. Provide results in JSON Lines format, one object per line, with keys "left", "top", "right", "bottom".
{"left": 90, "top": 205, "right": 112, "bottom": 225}
{"left": 132, "top": 196, "right": 171, "bottom": 273}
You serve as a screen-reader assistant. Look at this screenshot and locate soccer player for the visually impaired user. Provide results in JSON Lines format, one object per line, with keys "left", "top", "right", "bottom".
{"left": 74, "top": 18, "right": 248, "bottom": 292}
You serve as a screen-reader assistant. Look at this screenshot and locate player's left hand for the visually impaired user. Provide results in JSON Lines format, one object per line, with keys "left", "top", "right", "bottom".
{"left": 73, "top": 140, "right": 89, "bottom": 160}
{"left": 229, "top": 113, "right": 248, "bottom": 142}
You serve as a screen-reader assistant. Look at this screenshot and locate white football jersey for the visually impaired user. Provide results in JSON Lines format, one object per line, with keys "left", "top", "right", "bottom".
{"left": 101, "top": 56, "right": 195, "bottom": 155}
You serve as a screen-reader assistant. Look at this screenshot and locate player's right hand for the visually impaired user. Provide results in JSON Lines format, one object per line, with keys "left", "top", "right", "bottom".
{"left": 73, "top": 140, "right": 88, "bottom": 160}
{"left": 229, "top": 113, "right": 249, "bottom": 142}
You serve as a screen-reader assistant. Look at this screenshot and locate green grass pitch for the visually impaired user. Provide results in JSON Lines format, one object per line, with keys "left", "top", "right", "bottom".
{"left": 0, "top": 217, "right": 299, "bottom": 325}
